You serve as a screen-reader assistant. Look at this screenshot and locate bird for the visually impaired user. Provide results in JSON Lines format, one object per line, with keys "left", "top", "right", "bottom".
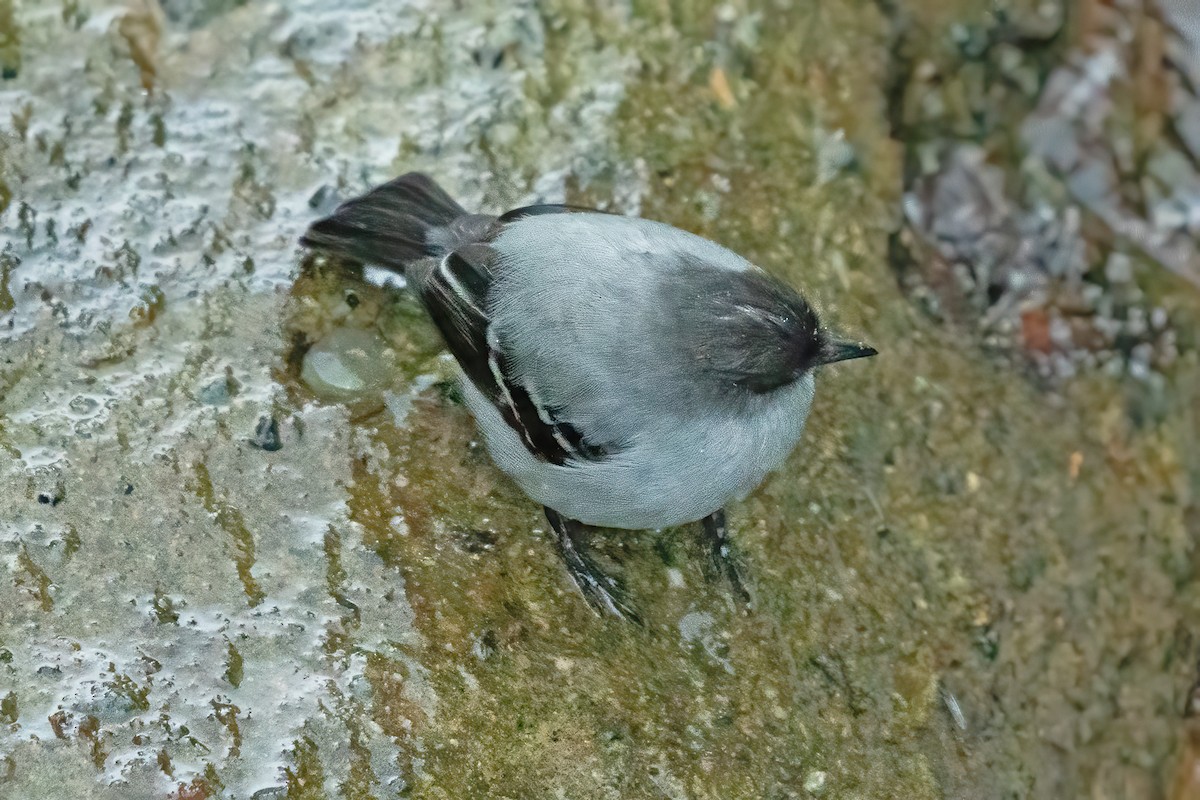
{"left": 300, "top": 173, "right": 876, "bottom": 622}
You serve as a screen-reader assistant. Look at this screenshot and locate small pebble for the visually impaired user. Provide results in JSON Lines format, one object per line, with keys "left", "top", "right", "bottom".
{"left": 803, "top": 770, "right": 827, "bottom": 795}
{"left": 250, "top": 416, "right": 282, "bottom": 452}
{"left": 1104, "top": 253, "right": 1133, "bottom": 284}
{"left": 307, "top": 184, "right": 339, "bottom": 210}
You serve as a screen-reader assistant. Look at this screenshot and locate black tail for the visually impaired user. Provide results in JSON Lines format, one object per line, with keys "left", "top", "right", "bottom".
{"left": 300, "top": 173, "right": 467, "bottom": 272}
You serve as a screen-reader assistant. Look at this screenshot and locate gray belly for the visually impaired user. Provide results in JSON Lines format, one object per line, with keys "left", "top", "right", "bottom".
{"left": 460, "top": 373, "right": 817, "bottom": 530}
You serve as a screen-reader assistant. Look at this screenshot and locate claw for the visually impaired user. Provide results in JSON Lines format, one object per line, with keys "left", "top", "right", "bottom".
{"left": 544, "top": 507, "right": 643, "bottom": 625}
{"left": 701, "top": 509, "right": 752, "bottom": 606}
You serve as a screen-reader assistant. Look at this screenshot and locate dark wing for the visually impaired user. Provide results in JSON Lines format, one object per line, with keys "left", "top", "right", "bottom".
{"left": 498, "top": 204, "right": 609, "bottom": 222}
{"left": 417, "top": 243, "right": 609, "bottom": 465}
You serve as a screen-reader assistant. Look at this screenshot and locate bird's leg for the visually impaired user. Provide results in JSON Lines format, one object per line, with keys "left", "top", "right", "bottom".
{"left": 700, "top": 508, "right": 751, "bottom": 605}
{"left": 544, "top": 507, "right": 642, "bottom": 624}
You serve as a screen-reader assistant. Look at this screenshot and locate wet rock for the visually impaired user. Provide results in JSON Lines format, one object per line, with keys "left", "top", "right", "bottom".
{"left": 815, "top": 128, "right": 857, "bottom": 184}
{"left": 27, "top": 466, "right": 66, "bottom": 508}
{"left": 249, "top": 787, "right": 287, "bottom": 800}
{"left": 803, "top": 770, "right": 828, "bottom": 796}
{"left": 1176, "top": 100, "right": 1200, "bottom": 163}
{"left": 0, "top": 0, "right": 18, "bottom": 81}
{"left": 197, "top": 369, "right": 240, "bottom": 405}
{"left": 307, "top": 184, "right": 339, "bottom": 212}
{"left": 891, "top": 0, "right": 1198, "bottom": 381}
{"left": 160, "top": 0, "right": 247, "bottom": 29}
{"left": 0, "top": 691, "right": 17, "bottom": 723}
{"left": 453, "top": 528, "right": 498, "bottom": 554}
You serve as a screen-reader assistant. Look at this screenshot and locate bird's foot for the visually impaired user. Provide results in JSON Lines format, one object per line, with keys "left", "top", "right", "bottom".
{"left": 544, "top": 507, "right": 643, "bottom": 625}
{"left": 701, "top": 508, "right": 752, "bottom": 607}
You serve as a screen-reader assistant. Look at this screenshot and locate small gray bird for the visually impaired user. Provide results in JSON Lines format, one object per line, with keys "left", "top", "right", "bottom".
{"left": 301, "top": 173, "right": 875, "bottom": 621}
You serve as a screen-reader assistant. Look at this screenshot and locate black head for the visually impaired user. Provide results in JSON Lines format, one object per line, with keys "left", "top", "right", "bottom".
{"left": 672, "top": 266, "right": 876, "bottom": 394}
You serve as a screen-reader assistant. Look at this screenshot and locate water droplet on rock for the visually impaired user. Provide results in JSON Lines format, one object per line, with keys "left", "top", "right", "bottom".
{"left": 300, "top": 327, "right": 395, "bottom": 400}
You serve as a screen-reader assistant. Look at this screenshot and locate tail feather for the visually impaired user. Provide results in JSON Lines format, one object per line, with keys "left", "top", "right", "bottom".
{"left": 300, "top": 173, "right": 467, "bottom": 272}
